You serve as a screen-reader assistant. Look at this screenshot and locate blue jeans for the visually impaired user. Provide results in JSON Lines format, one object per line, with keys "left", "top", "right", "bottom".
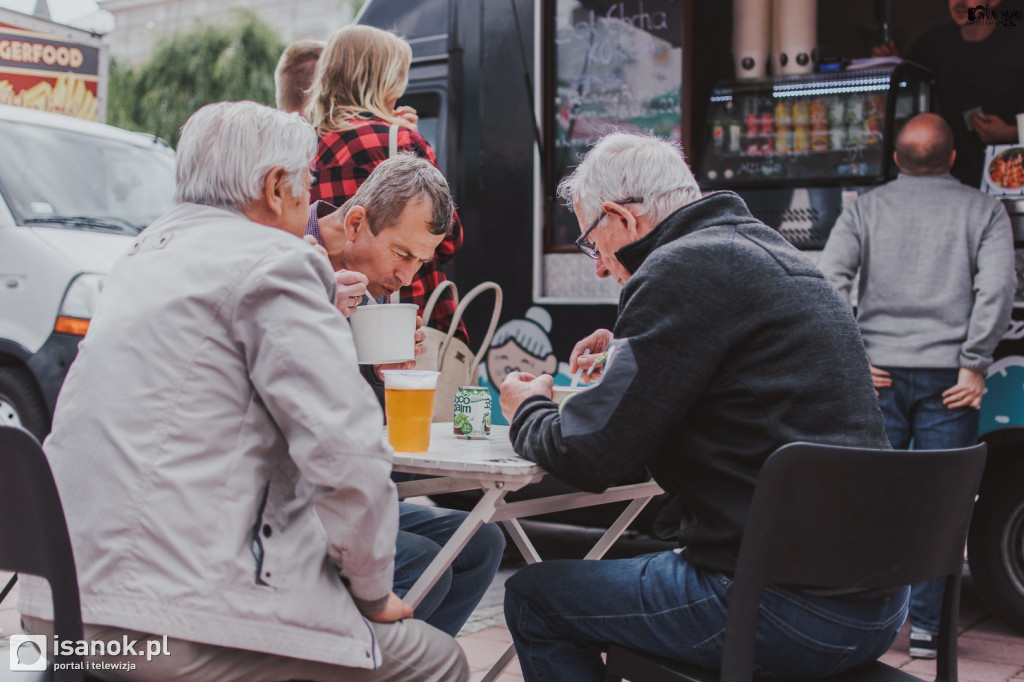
{"left": 504, "top": 551, "right": 908, "bottom": 681}
{"left": 876, "top": 367, "right": 978, "bottom": 636}
{"left": 394, "top": 501, "right": 505, "bottom": 637}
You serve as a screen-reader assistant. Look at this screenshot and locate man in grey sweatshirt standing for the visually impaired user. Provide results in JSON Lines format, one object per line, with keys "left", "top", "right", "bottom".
{"left": 819, "top": 112, "right": 1015, "bottom": 659}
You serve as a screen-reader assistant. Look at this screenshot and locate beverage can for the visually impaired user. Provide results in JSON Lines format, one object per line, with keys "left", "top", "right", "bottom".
{"left": 828, "top": 98, "right": 845, "bottom": 127}
{"left": 793, "top": 100, "right": 811, "bottom": 127}
{"left": 727, "top": 121, "right": 742, "bottom": 153}
{"left": 775, "top": 127, "right": 793, "bottom": 153}
{"left": 793, "top": 126, "right": 810, "bottom": 152}
{"left": 810, "top": 127, "right": 829, "bottom": 151}
{"left": 845, "top": 124, "right": 864, "bottom": 148}
{"left": 775, "top": 100, "right": 792, "bottom": 127}
{"left": 453, "top": 386, "right": 491, "bottom": 438}
{"left": 810, "top": 99, "right": 827, "bottom": 128}
{"left": 868, "top": 94, "right": 886, "bottom": 117}
{"left": 712, "top": 120, "right": 725, "bottom": 151}
{"left": 829, "top": 127, "right": 846, "bottom": 149}
{"left": 863, "top": 115, "right": 883, "bottom": 145}
{"left": 846, "top": 95, "right": 865, "bottom": 123}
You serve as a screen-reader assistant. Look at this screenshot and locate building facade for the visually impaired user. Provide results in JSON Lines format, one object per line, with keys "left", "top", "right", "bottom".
{"left": 98, "top": 0, "right": 358, "bottom": 62}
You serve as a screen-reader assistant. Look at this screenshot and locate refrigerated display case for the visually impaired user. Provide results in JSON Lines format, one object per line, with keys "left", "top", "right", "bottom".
{"left": 697, "top": 62, "right": 933, "bottom": 249}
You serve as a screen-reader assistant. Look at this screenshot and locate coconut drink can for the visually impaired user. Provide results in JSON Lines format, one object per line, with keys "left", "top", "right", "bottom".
{"left": 453, "top": 386, "right": 491, "bottom": 438}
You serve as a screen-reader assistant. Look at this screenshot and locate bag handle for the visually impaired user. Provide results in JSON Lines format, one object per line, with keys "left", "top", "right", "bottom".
{"left": 388, "top": 123, "right": 399, "bottom": 157}
{"left": 437, "top": 282, "right": 503, "bottom": 378}
{"left": 386, "top": 123, "right": 402, "bottom": 304}
{"left": 420, "top": 279, "right": 459, "bottom": 325}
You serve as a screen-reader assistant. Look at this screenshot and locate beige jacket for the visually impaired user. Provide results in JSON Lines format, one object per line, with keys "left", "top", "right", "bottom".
{"left": 19, "top": 203, "right": 398, "bottom": 669}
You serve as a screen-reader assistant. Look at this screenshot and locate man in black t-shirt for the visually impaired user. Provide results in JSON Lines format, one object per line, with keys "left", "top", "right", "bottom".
{"left": 874, "top": 0, "right": 1024, "bottom": 186}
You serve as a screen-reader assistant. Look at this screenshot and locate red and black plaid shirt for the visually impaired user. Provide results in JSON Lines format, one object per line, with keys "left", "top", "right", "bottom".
{"left": 309, "top": 117, "right": 466, "bottom": 343}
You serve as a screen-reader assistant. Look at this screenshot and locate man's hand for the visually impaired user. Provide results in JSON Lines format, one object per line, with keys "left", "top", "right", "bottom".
{"left": 334, "top": 269, "right": 370, "bottom": 318}
{"left": 971, "top": 113, "right": 1020, "bottom": 144}
{"left": 304, "top": 234, "right": 329, "bottom": 259}
{"left": 500, "top": 371, "right": 554, "bottom": 422}
{"left": 869, "top": 364, "right": 892, "bottom": 389}
{"left": 570, "top": 329, "right": 614, "bottom": 382}
{"left": 373, "top": 316, "right": 427, "bottom": 379}
{"left": 871, "top": 40, "right": 898, "bottom": 57}
{"left": 942, "top": 368, "right": 985, "bottom": 410}
{"left": 366, "top": 592, "right": 414, "bottom": 623}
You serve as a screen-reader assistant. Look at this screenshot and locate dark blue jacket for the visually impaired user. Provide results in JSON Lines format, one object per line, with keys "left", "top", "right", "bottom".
{"left": 510, "top": 191, "right": 889, "bottom": 573}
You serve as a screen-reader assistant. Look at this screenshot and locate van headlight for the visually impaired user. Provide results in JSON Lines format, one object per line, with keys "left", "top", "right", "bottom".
{"left": 54, "top": 273, "right": 104, "bottom": 336}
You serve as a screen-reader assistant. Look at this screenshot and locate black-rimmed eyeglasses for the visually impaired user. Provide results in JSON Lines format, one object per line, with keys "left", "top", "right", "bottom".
{"left": 574, "top": 197, "right": 643, "bottom": 259}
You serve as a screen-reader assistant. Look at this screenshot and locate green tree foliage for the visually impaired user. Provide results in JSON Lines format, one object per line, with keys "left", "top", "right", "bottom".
{"left": 108, "top": 9, "right": 283, "bottom": 147}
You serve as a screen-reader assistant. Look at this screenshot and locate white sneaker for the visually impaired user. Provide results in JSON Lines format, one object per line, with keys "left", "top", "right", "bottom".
{"left": 908, "top": 631, "right": 937, "bottom": 659}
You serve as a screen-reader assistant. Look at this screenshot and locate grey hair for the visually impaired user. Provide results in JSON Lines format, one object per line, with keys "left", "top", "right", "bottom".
{"left": 557, "top": 132, "right": 701, "bottom": 228}
{"left": 174, "top": 101, "right": 317, "bottom": 211}
{"left": 340, "top": 153, "right": 454, "bottom": 236}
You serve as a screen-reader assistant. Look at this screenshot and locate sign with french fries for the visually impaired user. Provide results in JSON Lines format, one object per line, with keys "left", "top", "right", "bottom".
{"left": 0, "top": 11, "right": 106, "bottom": 122}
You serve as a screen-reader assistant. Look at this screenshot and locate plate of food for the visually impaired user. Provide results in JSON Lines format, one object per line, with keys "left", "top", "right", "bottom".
{"left": 985, "top": 146, "right": 1024, "bottom": 192}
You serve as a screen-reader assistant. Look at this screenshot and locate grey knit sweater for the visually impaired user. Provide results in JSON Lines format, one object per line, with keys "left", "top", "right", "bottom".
{"left": 819, "top": 173, "right": 1015, "bottom": 372}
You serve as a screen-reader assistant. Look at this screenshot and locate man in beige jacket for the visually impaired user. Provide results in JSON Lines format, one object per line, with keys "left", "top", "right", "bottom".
{"left": 18, "top": 101, "right": 469, "bottom": 681}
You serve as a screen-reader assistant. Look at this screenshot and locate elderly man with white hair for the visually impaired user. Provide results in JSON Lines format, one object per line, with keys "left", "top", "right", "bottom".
{"left": 498, "top": 132, "right": 904, "bottom": 680}
{"left": 18, "top": 100, "right": 469, "bottom": 682}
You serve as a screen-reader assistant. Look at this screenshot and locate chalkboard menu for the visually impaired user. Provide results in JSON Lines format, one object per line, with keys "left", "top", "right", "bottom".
{"left": 544, "top": 0, "right": 688, "bottom": 249}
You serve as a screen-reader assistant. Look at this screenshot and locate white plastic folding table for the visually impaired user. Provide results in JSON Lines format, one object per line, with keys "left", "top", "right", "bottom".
{"left": 391, "top": 422, "right": 664, "bottom": 680}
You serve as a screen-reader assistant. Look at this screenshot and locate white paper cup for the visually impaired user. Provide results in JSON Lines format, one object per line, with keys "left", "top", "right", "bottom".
{"left": 552, "top": 385, "right": 592, "bottom": 406}
{"left": 348, "top": 303, "right": 417, "bottom": 365}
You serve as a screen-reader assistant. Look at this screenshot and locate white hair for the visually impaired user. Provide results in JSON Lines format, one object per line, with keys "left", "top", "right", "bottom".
{"left": 174, "top": 101, "right": 317, "bottom": 211}
{"left": 557, "top": 132, "right": 701, "bottom": 228}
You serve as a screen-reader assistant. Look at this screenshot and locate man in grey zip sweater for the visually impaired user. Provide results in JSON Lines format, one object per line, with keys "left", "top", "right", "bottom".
{"left": 819, "top": 112, "right": 1015, "bottom": 658}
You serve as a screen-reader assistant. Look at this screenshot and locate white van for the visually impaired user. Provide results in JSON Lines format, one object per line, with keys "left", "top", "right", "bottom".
{"left": 0, "top": 104, "right": 176, "bottom": 438}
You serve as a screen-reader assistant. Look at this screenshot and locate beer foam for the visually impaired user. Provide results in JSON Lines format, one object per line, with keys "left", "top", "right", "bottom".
{"left": 381, "top": 370, "right": 439, "bottom": 390}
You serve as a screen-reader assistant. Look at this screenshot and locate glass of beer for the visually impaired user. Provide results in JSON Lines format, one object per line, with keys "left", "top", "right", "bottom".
{"left": 382, "top": 370, "right": 439, "bottom": 452}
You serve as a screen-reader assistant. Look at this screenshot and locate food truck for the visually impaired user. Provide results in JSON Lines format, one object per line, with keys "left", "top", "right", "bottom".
{"left": 356, "top": 0, "right": 1024, "bottom": 633}
{"left": 0, "top": 7, "right": 108, "bottom": 122}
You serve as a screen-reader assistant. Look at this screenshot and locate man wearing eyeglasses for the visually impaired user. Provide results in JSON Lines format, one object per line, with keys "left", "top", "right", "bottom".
{"left": 497, "top": 132, "right": 902, "bottom": 681}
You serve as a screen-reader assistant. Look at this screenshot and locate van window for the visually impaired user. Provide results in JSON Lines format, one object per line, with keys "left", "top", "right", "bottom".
{"left": 0, "top": 120, "right": 175, "bottom": 232}
{"left": 397, "top": 91, "right": 445, "bottom": 173}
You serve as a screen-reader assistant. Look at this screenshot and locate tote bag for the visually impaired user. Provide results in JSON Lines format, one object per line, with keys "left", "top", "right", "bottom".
{"left": 414, "top": 280, "right": 502, "bottom": 421}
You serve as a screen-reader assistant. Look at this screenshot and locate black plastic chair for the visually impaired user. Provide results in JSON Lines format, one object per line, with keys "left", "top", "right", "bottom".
{"left": 0, "top": 425, "right": 84, "bottom": 682}
{"left": 606, "top": 441, "right": 988, "bottom": 682}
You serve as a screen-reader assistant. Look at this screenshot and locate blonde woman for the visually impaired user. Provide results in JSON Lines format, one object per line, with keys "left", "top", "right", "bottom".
{"left": 306, "top": 24, "right": 465, "bottom": 342}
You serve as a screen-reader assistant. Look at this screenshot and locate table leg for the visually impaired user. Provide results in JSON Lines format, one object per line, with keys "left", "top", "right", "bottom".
{"left": 500, "top": 518, "right": 543, "bottom": 564}
{"left": 583, "top": 495, "right": 656, "bottom": 560}
{"left": 480, "top": 644, "right": 518, "bottom": 682}
{"left": 482, "top": 491, "right": 659, "bottom": 680}
{"left": 403, "top": 485, "right": 507, "bottom": 608}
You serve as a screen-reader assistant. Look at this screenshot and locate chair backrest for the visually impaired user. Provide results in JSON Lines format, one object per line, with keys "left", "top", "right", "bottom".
{"left": 0, "top": 425, "right": 84, "bottom": 678}
{"left": 720, "top": 441, "right": 987, "bottom": 682}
